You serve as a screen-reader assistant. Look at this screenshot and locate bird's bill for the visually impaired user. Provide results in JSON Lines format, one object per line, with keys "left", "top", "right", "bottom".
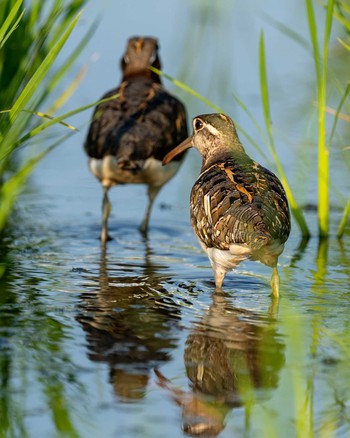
{"left": 162, "top": 137, "right": 193, "bottom": 165}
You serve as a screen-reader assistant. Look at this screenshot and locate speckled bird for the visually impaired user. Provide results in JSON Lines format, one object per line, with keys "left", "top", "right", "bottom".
{"left": 163, "top": 113, "right": 290, "bottom": 297}
{"left": 84, "top": 36, "right": 188, "bottom": 241}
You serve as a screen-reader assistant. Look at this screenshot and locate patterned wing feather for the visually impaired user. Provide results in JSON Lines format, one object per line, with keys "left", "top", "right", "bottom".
{"left": 190, "top": 158, "right": 290, "bottom": 251}
{"left": 84, "top": 78, "right": 187, "bottom": 165}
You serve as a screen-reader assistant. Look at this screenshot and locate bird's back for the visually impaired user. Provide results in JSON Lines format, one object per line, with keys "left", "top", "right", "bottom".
{"left": 84, "top": 77, "right": 188, "bottom": 168}
{"left": 190, "top": 156, "right": 291, "bottom": 253}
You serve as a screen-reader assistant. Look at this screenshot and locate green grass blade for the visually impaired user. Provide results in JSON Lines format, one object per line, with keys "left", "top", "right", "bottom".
{"left": 305, "top": 0, "right": 336, "bottom": 237}
{"left": 259, "top": 32, "right": 274, "bottom": 149}
{"left": 305, "top": 0, "right": 321, "bottom": 89}
{"left": 259, "top": 31, "right": 310, "bottom": 237}
{"left": 0, "top": 108, "right": 78, "bottom": 130}
{"left": 45, "top": 22, "right": 97, "bottom": 100}
{"left": 337, "top": 38, "right": 350, "bottom": 51}
{"left": 328, "top": 82, "right": 350, "bottom": 147}
{"left": 150, "top": 67, "right": 224, "bottom": 113}
{"left": 0, "top": 149, "right": 48, "bottom": 231}
{"left": 333, "top": 10, "right": 350, "bottom": 31}
{"left": 262, "top": 13, "right": 311, "bottom": 53}
{"left": 317, "top": 0, "right": 334, "bottom": 237}
{"left": 48, "top": 65, "right": 88, "bottom": 114}
{"left": 0, "top": 0, "right": 23, "bottom": 47}
{"left": 231, "top": 92, "right": 271, "bottom": 163}
{"left": 0, "top": 129, "right": 73, "bottom": 232}
{"left": 9, "top": 11, "right": 82, "bottom": 123}
{"left": 0, "top": 10, "right": 25, "bottom": 50}
{"left": 337, "top": 197, "right": 350, "bottom": 238}
{"left": 9, "top": 93, "right": 119, "bottom": 153}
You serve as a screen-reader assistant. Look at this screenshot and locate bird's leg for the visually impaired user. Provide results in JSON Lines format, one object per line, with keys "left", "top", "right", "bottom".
{"left": 270, "top": 264, "right": 280, "bottom": 298}
{"left": 268, "top": 296, "right": 280, "bottom": 319}
{"left": 101, "top": 186, "right": 112, "bottom": 242}
{"left": 213, "top": 266, "right": 226, "bottom": 290}
{"left": 140, "top": 185, "right": 161, "bottom": 234}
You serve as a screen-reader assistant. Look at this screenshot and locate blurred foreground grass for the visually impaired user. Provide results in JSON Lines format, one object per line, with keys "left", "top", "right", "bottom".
{"left": 0, "top": 0, "right": 93, "bottom": 253}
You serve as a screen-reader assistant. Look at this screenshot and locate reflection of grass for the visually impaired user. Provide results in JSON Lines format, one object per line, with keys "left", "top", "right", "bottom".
{"left": 231, "top": 273, "right": 350, "bottom": 436}
{"left": 0, "top": 272, "right": 82, "bottom": 437}
{"left": 0, "top": 0, "right": 93, "bottom": 241}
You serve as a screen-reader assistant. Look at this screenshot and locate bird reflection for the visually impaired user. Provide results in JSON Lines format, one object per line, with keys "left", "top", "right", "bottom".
{"left": 155, "top": 291, "right": 285, "bottom": 436}
{"left": 77, "top": 239, "right": 181, "bottom": 401}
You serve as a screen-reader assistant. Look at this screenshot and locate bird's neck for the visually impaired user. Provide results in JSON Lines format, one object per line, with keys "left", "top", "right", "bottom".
{"left": 201, "top": 147, "right": 249, "bottom": 172}
{"left": 122, "top": 68, "right": 161, "bottom": 83}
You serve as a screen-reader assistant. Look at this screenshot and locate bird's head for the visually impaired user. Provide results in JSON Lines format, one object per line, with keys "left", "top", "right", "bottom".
{"left": 163, "top": 113, "right": 245, "bottom": 167}
{"left": 121, "top": 36, "right": 161, "bottom": 82}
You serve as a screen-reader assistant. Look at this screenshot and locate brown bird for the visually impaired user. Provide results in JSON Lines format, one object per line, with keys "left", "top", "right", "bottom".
{"left": 163, "top": 113, "right": 290, "bottom": 297}
{"left": 84, "top": 36, "right": 188, "bottom": 241}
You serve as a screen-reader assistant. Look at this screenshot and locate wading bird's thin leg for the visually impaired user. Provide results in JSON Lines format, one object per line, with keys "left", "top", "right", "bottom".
{"left": 214, "top": 269, "right": 226, "bottom": 291}
{"left": 270, "top": 264, "right": 280, "bottom": 298}
{"left": 213, "top": 266, "right": 226, "bottom": 291}
{"left": 101, "top": 186, "right": 112, "bottom": 242}
{"left": 140, "top": 185, "right": 161, "bottom": 234}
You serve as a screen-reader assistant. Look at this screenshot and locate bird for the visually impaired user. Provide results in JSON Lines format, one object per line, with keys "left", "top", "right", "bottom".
{"left": 163, "top": 113, "right": 291, "bottom": 297}
{"left": 84, "top": 36, "right": 188, "bottom": 242}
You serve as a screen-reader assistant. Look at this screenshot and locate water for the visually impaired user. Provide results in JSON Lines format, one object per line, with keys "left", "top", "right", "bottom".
{"left": 1, "top": 0, "right": 350, "bottom": 437}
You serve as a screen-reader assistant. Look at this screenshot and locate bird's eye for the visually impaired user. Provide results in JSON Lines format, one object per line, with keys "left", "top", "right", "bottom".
{"left": 194, "top": 119, "right": 203, "bottom": 131}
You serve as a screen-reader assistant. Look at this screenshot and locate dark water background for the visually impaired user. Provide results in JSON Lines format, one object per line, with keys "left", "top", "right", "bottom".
{"left": 1, "top": 0, "right": 350, "bottom": 437}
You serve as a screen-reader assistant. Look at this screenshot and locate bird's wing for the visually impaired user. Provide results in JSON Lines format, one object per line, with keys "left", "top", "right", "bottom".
{"left": 84, "top": 87, "right": 122, "bottom": 159}
{"left": 84, "top": 79, "right": 188, "bottom": 165}
{"left": 190, "top": 159, "right": 290, "bottom": 251}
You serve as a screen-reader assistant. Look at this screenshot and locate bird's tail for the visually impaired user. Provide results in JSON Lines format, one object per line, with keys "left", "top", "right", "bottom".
{"left": 116, "top": 158, "right": 145, "bottom": 174}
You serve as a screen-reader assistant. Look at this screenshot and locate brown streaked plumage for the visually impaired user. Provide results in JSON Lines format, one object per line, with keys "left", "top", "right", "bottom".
{"left": 84, "top": 36, "right": 188, "bottom": 241}
{"left": 163, "top": 113, "right": 291, "bottom": 297}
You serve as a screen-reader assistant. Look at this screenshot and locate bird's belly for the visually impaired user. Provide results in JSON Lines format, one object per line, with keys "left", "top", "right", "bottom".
{"left": 89, "top": 155, "right": 181, "bottom": 188}
{"left": 202, "top": 239, "right": 285, "bottom": 271}
{"left": 200, "top": 241, "right": 251, "bottom": 271}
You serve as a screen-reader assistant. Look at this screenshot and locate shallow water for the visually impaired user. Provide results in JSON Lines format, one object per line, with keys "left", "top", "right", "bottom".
{"left": 1, "top": 179, "right": 349, "bottom": 437}
{"left": 1, "top": 0, "right": 350, "bottom": 437}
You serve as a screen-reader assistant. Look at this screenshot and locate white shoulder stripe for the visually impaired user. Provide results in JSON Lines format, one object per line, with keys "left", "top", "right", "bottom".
{"left": 204, "top": 194, "right": 212, "bottom": 225}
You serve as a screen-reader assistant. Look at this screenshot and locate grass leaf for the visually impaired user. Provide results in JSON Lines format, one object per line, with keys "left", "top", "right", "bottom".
{"left": 261, "top": 12, "right": 311, "bottom": 53}
{"left": 9, "top": 93, "right": 119, "bottom": 154}
{"left": 9, "top": 11, "right": 82, "bottom": 123}
{"left": 0, "top": 0, "right": 23, "bottom": 47}
{"left": 259, "top": 31, "right": 310, "bottom": 237}
{"left": 337, "top": 37, "right": 350, "bottom": 51}
{"left": 328, "top": 82, "right": 350, "bottom": 146}
{"left": 337, "top": 197, "right": 350, "bottom": 238}
{"left": 305, "top": 0, "right": 321, "bottom": 89}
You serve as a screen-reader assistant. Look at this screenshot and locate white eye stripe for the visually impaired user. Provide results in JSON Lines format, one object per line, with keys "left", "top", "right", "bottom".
{"left": 206, "top": 124, "right": 221, "bottom": 136}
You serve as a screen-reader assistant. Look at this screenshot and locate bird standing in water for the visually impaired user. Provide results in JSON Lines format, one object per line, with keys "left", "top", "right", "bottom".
{"left": 163, "top": 113, "right": 290, "bottom": 297}
{"left": 84, "top": 36, "right": 188, "bottom": 241}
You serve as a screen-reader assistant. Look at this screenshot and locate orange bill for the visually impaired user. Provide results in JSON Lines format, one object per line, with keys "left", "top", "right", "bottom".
{"left": 162, "top": 137, "right": 193, "bottom": 165}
